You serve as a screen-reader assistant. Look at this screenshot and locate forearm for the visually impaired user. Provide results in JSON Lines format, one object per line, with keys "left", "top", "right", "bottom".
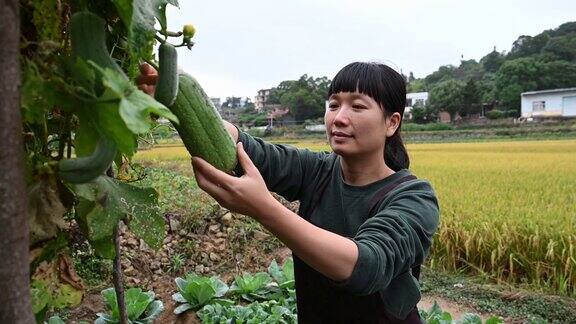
{"left": 223, "top": 120, "right": 239, "bottom": 143}
{"left": 258, "top": 199, "right": 359, "bottom": 282}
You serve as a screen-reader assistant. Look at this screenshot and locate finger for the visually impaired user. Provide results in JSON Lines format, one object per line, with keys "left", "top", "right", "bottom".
{"left": 191, "top": 156, "right": 236, "bottom": 190}
{"left": 236, "top": 142, "right": 258, "bottom": 175}
{"left": 136, "top": 73, "right": 158, "bottom": 86}
{"left": 191, "top": 159, "right": 228, "bottom": 197}
{"left": 137, "top": 84, "right": 155, "bottom": 96}
{"left": 139, "top": 62, "right": 157, "bottom": 75}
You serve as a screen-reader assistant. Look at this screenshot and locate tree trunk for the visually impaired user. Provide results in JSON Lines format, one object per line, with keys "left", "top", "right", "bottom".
{"left": 0, "top": 1, "right": 35, "bottom": 323}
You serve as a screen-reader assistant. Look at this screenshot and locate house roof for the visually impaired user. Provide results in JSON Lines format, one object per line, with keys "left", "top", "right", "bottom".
{"left": 521, "top": 87, "right": 576, "bottom": 96}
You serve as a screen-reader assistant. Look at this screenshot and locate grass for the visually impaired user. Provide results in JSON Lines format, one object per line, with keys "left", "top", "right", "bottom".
{"left": 420, "top": 267, "right": 576, "bottom": 323}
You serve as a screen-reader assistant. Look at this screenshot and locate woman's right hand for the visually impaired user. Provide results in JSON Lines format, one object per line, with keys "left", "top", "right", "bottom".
{"left": 136, "top": 63, "right": 158, "bottom": 97}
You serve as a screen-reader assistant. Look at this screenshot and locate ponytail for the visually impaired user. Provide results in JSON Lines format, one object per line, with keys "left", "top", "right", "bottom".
{"left": 384, "top": 130, "right": 409, "bottom": 171}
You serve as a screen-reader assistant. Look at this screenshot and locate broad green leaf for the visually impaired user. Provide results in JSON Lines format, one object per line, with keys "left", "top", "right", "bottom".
{"left": 125, "top": 288, "right": 154, "bottom": 320}
{"left": 47, "top": 316, "right": 66, "bottom": 324}
{"left": 91, "top": 237, "right": 116, "bottom": 259}
{"left": 232, "top": 272, "right": 272, "bottom": 294}
{"left": 31, "top": 280, "right": 51, "bottom": 314}
{"left": 460, "top": 313, "right": 482, "bottom": 324}
{"left": 102, "top": 288, "right": 120, "bottom": 320}
{"left": 171, "top": 292, "right": 187, "bottom": 303}
{"left": 95, "top": 313, "right": 115, "bottom": 324}
{"left": 189, "top": 281, "right": 217, "bottom": 306}
{"left": 52, "top": 283, "right": 83, "bottom": 309}
{"left": 74, "top": 108, "right": 100, "bottom": 157}
{"left": 94, "top": 102, "right": 138, "bottom": 157}
{"left": 173, "top": 303, "right": 194, "bottom": 315}
{"left": 268, "top": 260, "right": 283, "bottom": 282}
{"left": 485, "top": 316, "right": 504, "bottom": 324}
{"left": 112, "top": 0, "right": 179, "bottom": 60}
{"left": 93, "top": 65, "right": 178, "bottom": 134}
{"left": 175, "top": 277, "right": 188, "bottom": 294}
{"left": 21, "top": 60, "right": 74, "bottom": 125}
{"left": 210, "top": 277, "right": 229, "bottom": 297}
{"left": 74, "top": 176, "right": 165, "bottom": 253}
{"left": 126, "top": 185, "right": 165, "bottom": 250}
{"left": 70, "top": 58, "right": 97, "bottom": 98}
{"left": 139, "top": 300, "right": 164, "bottom": 323}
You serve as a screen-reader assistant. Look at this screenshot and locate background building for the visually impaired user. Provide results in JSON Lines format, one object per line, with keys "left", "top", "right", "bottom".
{"left": 521, "top": 88, "right": 576, "bottom": 118}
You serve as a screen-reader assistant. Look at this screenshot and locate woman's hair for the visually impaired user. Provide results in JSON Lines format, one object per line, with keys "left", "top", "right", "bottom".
{"left": 327, "top": 62, "right": 409, "bottom": 171}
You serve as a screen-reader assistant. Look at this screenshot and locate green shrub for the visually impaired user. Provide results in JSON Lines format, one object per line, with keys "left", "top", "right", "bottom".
{"left": 486, "top": 110, "right": 504, "bottom": 119}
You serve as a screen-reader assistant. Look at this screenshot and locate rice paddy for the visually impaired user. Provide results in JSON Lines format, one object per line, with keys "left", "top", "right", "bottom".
{"left": 135, "top": 139, "right": 576, "bottom": 296}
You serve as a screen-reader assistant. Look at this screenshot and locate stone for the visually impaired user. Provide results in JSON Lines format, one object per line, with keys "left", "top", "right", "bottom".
{"left": 168, "top": 216, "right": 181, "bottom": 233}
{"left": 150, "top": 261, "right": 161, "bottom": 270}
{"left": 195, "top": 264, "right": 205, "bottom": 273}
{"left": 209, "top": 224, "right": 220, "bottom": 233}
{"left": 253, "top": 230, "right": 270, "bottom": 241}
{"left": 220, "top": 212, "right": 233, "bottom": 225}
{"left": 209, "top": 252, "right": 220, "bottom": 262}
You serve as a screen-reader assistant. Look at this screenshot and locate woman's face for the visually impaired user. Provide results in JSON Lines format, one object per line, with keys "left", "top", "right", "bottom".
{"left": 325, "top": 91, "right": 400, "bottom": 157}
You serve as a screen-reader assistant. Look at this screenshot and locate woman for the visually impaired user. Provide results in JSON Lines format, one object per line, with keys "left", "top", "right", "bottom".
{"left": 138, "top": 62, "right": 439, "bottom": 323}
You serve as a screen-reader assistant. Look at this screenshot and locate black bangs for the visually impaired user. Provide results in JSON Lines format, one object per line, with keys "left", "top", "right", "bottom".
{"left": 327, "top": 62, "right": 406, "bottom": 116}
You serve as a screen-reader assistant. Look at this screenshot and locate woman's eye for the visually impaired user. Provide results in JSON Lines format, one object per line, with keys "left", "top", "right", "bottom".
{"left": 328, "top": 103, "right": 339, "bottom": 109}
{"left": 352, "top": 104, "right": 366, "bottom": 110}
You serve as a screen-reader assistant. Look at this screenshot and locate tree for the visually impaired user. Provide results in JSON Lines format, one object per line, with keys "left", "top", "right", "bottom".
{"left": 243, "top": 97, "right": 256, "bottom": 112}
{"left": 480, "top": 49, "right": 506, "bottom": 73}
{"left": 411, "top": 101, "right": 436, "bottom": 124}
{"left": 222, "top": 96, "right": 242, "bottom": 109}
{"left": 428, "top": 80, "right": 465, "bottom": 122}
{"left": 407, "top": 79, "right": 426, "bottom": 93}
{"left": 495, "top": 57, "right": 576, "bottom": 111}
{"left": 0, "top": 1, "right": 35, "bottom": 322}
{"left": 461, "top": 79, "right": 482, "bottom": 117}
{"left": 455, "top": 59, "right": 484, "bottom": 81}
{"left": 424, "top": 65, "right": 457, "bottom": 86}
{"left": 542, "top": 34, "right": 576, "bottom": 62}
{"left": 508, "top": 33, "right": 551, "bottom": 59}
{"left": 267, "top": 74, "right": 330, "bottom": 122}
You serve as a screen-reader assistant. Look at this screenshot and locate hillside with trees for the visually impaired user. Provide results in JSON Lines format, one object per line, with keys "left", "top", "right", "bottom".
{"left": 411, "top": 21, "right": 576, "bottom": 122}
{"left": 251, "top": 21, "right": 576, "bottom": 125}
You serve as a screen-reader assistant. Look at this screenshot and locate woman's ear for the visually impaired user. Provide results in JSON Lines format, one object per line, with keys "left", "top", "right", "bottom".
{"left": 385, "top": 112, "right": 402, "bottom": 137}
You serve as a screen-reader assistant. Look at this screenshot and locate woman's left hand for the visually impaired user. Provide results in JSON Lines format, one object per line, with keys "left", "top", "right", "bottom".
{"left": 191, "top": 142, "right": 276, "bottom": 220}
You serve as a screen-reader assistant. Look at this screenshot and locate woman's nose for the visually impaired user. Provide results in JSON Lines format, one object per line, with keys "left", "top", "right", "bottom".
{"left": 333, "top": 106, "right": 350, "bottom": 126}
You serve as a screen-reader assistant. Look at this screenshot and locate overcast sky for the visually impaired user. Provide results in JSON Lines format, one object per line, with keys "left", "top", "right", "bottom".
{"left": 164, "top": 0, "right": 576, "bottom": 100}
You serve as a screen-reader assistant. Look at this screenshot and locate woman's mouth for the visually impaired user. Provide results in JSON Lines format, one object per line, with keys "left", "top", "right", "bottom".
{"left": 331, "top": 131, "right": 353, "bottom": 140}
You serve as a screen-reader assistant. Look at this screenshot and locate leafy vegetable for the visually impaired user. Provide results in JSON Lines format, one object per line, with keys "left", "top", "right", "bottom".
{"left": 419, "top": 301, "right": 504, "bottom": 324}
{"left": 229, "top": 272, "right": 274, "bottom": 302}
{"left": 268, "top": 257, "right": 295, "bottom": 290}
{"left": 95, "top": 287, "right": 163, "bottom": 324}
{"left": 172, "top": 273, "right": 231, "bottom": 314}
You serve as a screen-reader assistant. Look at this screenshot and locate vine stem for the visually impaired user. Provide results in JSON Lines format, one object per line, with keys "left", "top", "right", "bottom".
{"left": 112, "top": 221, "right": 128, "bottom": 324}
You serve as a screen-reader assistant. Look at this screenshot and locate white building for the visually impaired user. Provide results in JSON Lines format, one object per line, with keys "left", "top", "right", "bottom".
{"left": 404, "top": 92, "right": 428, "bottom": 119}
{"left": 255, "top": 89, "right": 271, "bottom": 111}
{"left": 521, "top": 88, "right": 576, "bottom": 118}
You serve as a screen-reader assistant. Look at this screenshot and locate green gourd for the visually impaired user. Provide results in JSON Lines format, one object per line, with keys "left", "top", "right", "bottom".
{"left": 59, "top": 11, "right": 119, "bottom": 183}
{"left": 154, "top": 42, "right": 179, "bottom": 106}
{"left": 169, "top": 73, "right": 237, "bottom": 173}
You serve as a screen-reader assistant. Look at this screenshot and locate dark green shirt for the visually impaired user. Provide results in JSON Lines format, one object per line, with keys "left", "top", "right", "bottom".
{"left": 236, "top": 130, "right": 440, "bottom": 322}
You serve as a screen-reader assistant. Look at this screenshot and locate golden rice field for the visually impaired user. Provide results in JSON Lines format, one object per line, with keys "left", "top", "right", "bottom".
{"left": 135, "top": 139, "right": 576, "bottom": 296}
